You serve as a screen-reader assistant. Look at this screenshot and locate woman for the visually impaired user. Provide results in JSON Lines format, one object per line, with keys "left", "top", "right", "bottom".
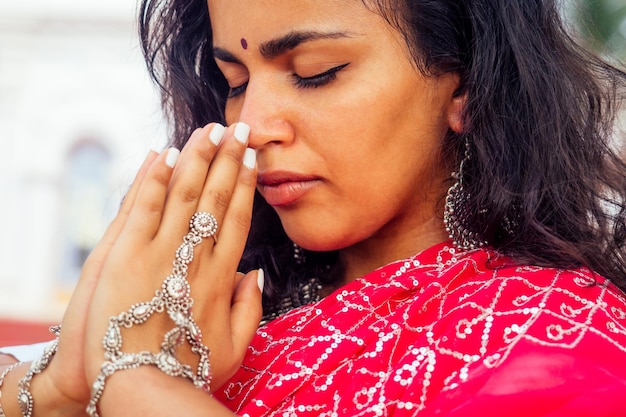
{"left": 1, "top": 0, "right": 625, "bottom": 416}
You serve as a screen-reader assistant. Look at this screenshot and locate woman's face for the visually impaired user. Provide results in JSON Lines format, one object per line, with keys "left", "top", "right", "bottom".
{"left": 209, "top": 0, "right": 463, "bottom": 257}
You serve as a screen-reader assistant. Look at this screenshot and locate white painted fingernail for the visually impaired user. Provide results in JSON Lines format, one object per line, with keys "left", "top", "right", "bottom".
{"left": 165, "top": 148, "right": 180, "bottom": 168}
{"left": 243, "top": 148, "right": 257, "bottom": 169}
{"left": 209, "top": 123, "right": 225, "bottom": 146}
{"left": 234, "top": 122, "right": 250, "bottom": 144}
{"left": 257, "top": 268, "right": 265, "bottom": 293}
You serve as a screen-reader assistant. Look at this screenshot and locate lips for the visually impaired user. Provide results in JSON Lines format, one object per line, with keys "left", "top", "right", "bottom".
{"left": 257, "top": 171, "right": 321, "bottom": 207}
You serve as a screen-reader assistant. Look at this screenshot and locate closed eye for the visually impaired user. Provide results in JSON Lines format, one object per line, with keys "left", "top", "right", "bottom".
{"left": 227, "top": 63, "right": 349, "bottom": 98}
{"left": 292, "top": 63, "right": 349, "bottom": 89}
{"left": 228, "top": 81, "right": 249, "bottom": 99}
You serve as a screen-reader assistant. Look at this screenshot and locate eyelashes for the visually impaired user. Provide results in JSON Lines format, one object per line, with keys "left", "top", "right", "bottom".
{"left": 229, "top": 81, "right": 249, "bottom": 98}
{"left": 227, "top": 63, "right": 350, "bottom": 98}
{"left": 292, "top": 63, "right": 350, "bottom": 89}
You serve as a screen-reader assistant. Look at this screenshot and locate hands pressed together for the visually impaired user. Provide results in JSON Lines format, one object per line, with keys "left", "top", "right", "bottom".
{"left": 0, "top": 123, "right": 262, "bottom": 417}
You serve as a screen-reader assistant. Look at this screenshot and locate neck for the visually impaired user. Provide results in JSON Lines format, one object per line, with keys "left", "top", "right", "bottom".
{"left": 339, "top": 215, "right": 448, "bottom": 285}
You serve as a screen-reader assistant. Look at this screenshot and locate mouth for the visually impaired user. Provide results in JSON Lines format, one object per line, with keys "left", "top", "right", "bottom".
{"left": 257, "top": 171, "right": 321, "bottom": 207}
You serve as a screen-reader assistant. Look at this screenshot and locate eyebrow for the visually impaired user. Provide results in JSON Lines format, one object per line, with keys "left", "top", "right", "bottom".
{"left": 213, "top": 30, "right": 353, "bottom": 63}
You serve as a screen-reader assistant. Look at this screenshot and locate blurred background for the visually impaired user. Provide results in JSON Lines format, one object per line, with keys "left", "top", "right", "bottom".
{"left": 0, "top": 0, "right": 167, "bottom": 345}
{"left": 0, "top": 0, "right": 624, "bottom": 346}
{"left": 575, "top": 0, "right": 626, "bottom": 57}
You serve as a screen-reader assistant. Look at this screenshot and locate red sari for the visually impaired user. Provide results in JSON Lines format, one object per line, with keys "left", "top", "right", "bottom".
{"left": 215, "top": 242, "right": 626, "bottom": 416}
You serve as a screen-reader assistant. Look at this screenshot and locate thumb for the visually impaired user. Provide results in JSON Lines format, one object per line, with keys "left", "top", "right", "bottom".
{"left": 230, "top": 269, "right": 264, "bottom": 358}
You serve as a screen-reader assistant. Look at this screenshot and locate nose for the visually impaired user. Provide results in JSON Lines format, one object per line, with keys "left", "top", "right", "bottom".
{"left": 235, "top": 78, "right": 295, "bottom": 150}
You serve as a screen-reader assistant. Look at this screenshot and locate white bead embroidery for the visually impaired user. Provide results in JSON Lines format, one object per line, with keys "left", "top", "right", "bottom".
{"left": 223, "top": 245, "right": 626, "bottom": 415}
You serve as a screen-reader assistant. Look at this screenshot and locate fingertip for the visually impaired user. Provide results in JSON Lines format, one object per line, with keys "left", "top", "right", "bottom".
{"left": 209, "top": 123, "right": 226, "bottom": 146}
{"left": 243, "top": 148, "right": 257, "bottom": 170}
{"left": 231, "top": 270, "right": 264, "bottom": 346}
{"left": 257, "top": 268, "right": 265, "bottom": 293}
{"left": 234, "top": 122, "right": 251, "bottom": 144}
{"left": 164, "top": 147, "right": 181, "bottom": 168}
{"left": 139, "top": 149, "right": 160, "bottom": 172}
{"left": 118, "top": 149, "right": 161, "bottom": 213}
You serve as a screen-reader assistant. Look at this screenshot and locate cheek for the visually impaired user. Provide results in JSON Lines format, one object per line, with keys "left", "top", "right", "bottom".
{"left": 224, "top": 101, "right": 241, "bottom": 125}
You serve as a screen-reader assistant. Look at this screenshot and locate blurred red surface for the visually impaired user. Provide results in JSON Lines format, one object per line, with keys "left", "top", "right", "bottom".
{"left": 0, "top": 319, "right": 56, "bottom": 347}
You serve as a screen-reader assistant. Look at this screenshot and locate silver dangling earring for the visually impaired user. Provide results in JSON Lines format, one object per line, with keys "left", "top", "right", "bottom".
{"left": 443, "top": 139, "right": 487, "bottom": 251}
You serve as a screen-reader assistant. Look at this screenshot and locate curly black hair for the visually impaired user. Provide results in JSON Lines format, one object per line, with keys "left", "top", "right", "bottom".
{"left": 138, "top": 0, "right": 626, "bottom": 310}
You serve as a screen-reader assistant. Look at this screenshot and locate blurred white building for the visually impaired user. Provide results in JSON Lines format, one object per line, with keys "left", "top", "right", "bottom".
{"left": 0, "top": 1, "right": 167, "bottom": 321}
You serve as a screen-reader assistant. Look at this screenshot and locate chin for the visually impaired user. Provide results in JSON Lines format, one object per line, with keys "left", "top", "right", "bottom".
{"left": 277, "top": 208, "right": 363, "bottom": 252}
{"left": 285, "top": 229, "right": 355, "bottom": 253}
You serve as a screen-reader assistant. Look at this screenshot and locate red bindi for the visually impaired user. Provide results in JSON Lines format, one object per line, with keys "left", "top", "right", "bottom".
{"left": 241, "top": 38, "right": 248, "bottom": 50}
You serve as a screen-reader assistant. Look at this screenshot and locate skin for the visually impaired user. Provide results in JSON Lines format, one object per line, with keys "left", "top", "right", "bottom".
{"left": 211, "top": 0, "right": 464, "bottom": 282}
{"left": 0, "top": 1, "right": 466, "bottom": 416}
{"left": 0, "top": 354, "right": 17, "bottom": 366}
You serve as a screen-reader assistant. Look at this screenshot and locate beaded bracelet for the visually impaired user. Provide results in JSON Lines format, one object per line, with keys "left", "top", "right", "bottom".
{"left": 0, "top": 362, "right": 23, "bottom": 417}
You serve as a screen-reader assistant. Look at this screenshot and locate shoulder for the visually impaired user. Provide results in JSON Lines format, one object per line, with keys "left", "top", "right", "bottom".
{"left": 438, "top": 248, "right": 626, "bottom": 359}
{"left": 450, "top": 252, "right": 626, "bottom": 348}
{"left": 422, "top": 253, "right": 626, "bottom": 416}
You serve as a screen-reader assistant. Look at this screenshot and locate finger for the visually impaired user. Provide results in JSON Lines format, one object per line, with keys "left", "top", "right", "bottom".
{"left": 158, "top": 124, "right": 225, "bottom": 241}
{"left": 61, "top": 150, "right": 158, "bottom": 313}
{"left": 169, "top": 123, "right": 225, "bottom": 183}
{"left": 205, "top": 269, "right": 262, "bottom": 390}
{"left": 190, "top": 146, "right": 257, "bottom": 302}
{"left": 88, "top": 150, "right": 159, "bottom": 264}
{"left": 54, "top": 151, "right": 160, "bottom": 401}
{"left": 232, "top": 271, "right": 246, "bottom": 289}
{"left": 63, "top": 150, "right": 158, "bottom": 318}
{"left": 192, "top": 123, "right": 250, "bottom": 244}
{"left": 122, "top": 147, "right": 181, "bottom": 242}
{"left": 119, "top": 151, "right": 160, "bottom": 218}
{"left": 66, "top": 150, "right": 159, "bottom": 308}
{"left": 230, "top": 269, "right": 264, "bottom": 361}
{"left": 212, "top": 147, "right": 257, "bottom": 263}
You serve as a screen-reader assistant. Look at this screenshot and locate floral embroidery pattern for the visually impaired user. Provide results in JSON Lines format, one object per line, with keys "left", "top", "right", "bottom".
{"left": 216, "top": 242, "right": 626, "bottom": 416}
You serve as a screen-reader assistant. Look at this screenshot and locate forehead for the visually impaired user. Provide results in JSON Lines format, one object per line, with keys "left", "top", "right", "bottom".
{"left": 207, "top": 0, "right": 390, "bottom": 47}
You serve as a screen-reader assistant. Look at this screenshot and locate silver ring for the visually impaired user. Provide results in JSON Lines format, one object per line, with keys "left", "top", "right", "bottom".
{"left": 190, "top": 212, "right": 218, "bottom": 241}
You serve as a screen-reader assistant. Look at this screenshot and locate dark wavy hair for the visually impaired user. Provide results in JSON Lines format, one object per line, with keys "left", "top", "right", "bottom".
{"left": 138, "top": 0, "right": 626, "bottom": 307}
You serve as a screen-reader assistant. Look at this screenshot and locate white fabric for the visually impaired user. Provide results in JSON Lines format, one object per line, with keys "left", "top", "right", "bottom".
{"left": 0, "top": 342, "right": 52, "bottom": 362}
